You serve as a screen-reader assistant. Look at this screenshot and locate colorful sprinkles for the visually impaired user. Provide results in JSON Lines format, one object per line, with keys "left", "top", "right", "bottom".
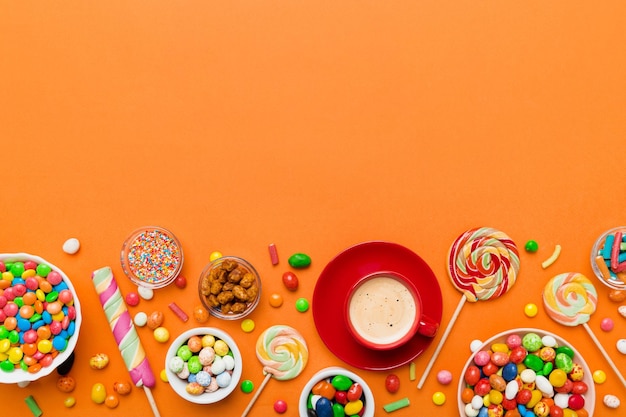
{"left": 123, "top": 228, "right": 182, "bottom": 287}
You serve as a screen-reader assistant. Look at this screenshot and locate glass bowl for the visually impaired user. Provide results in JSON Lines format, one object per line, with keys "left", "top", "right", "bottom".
{"left": 198, "top": 256, "right": 261, "bottom": 320}
{"left": 120, "top": 226, "right": 184, "bottom": 289}
{"left": 458, "top": 328, "right": 595, "bottom": 417}
{"left": 0, "top": 253, "right": 82, "bottom": 385}
{"left": 299, "top": 366, "right": 375, "bottom": 417}
{"left": 590, "top": 226, "right": 626, "bottom": 290}
{"left": 165, "top": 327, "right": 242, "bottom": 404}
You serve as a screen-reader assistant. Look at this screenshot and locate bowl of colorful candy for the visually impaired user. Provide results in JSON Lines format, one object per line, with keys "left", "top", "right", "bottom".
{"left": 590, "top": 226, "right": 626, "bottom": 290}
{"left": 120, "top": 226, "right": 184, "bottom": 289}
{"left": 458, "top": 328, "right": 595, "bottom": 417}
{"left": 198, "top": 256, "right": 261, "bottom": 320}
{"left": 165, "top": 327, "right": 242, "bottom": 404}
{"left": 0, "top": 253, "right": 81, "bottom": 385}
{"left": 299, "top": 366, "right": 375, "bottom": 417}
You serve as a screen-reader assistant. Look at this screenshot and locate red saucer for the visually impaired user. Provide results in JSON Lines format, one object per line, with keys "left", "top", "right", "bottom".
{"left": 312, "top": 241, "right": 443, "bottom": 370}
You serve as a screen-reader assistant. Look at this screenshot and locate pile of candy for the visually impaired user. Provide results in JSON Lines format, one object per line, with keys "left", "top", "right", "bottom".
{"left": 168, "top": 334, "right": 236, "bottom": 395}
{"left": 461, "top": 332, "right": 590, "bottom": 417}
{"left": 304, "top": 374, "right": 367, "bottom": 417}
{"left": 0, "top": 260, "right": 77, "bottom": 374}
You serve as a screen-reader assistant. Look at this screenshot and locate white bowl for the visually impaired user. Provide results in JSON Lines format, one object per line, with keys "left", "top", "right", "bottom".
{"left": 165, "top": 327, "right": 242, "bottom": 404}
{"left": 0, "top": 253, "right": 82, "bottom": 385}
{"left": 457, "top": 328, "right": 595, "bottom": 417}
{"left": 299, "top": 366, "right": 375, "bottom": 417}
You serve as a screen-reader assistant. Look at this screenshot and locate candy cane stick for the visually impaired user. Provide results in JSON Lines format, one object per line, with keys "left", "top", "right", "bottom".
{"left": 92, "top": 266, "right": 160, "bottom": 417}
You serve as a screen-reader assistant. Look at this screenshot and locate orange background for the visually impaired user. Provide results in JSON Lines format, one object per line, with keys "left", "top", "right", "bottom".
{"left": 1, "top": 1, "right": 626, "bottom": 416}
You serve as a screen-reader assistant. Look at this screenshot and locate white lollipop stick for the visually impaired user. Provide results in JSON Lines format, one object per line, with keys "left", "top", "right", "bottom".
{"left": 417, "top": 296, "right": 466, "bottom": 389}
{"left": 582, "top": 323, "right": 626, "bottom": 388}
{"left": 240, "top": 373, "right": 272, "bottom": 417}
{"left": 143, "top": 386, "right": 161, "bottom": 417}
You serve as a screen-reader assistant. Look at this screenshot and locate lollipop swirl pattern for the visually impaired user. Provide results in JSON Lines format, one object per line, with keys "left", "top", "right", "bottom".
{"left": 256, "top": 325, "right": 308, "bottom": 381}
{"left": 448, "top": 227, "right": 520, "bottom": 302}
{"left": 543, "top": 272, "right": 598, "bottom": 326}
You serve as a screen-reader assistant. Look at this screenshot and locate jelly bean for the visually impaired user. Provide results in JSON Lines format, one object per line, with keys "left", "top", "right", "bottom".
{"left": 347, "top": 383, "right": 363, "bottom": 402}
{"left": 282, "top": 271, "right": 299, "bottom": 291}
{"left": 332, "top": 403, "right": 346, "bottom": 417}
{"left": 571, "top": 381, "right": 588, "bottom": 394}
{"left": 91, "top": 382, "right": 107, "bottom": 404}
{"left": 470, "top": 339, "right": 484, "bottom": 352}
{"left": 502, "top": 363, "right": 518, "bottom": 382}
{"left": 313, "top": 381, "right": 336, "bottom": 400}
{"left": 505, "top": 380, "right": 519, "bottom": 400}
{"left": 474, "top": 350, "right": 491, "bottom": 366}
{"left": 603, "top": 394, "right": 621, "bottom": 409}
{"left": 288, "top": 253, "right": 311, "bottom": 268}
{"left": 568, "top": 394, "right": 585, "bottom": 410}
{"left": 492, "top": 351, "right": 509, "bottom": 367}
{"left": 489, "top": 389, "right": 503, "bottom": 405}
{"left": 315, "top": 397, "right": 333, "bottom": 417}
{"left": 385, "top": 374, "right": 400, "bottom": 392}
{"left": 10, "top": 262, "right": 25, "bottom": 278}
{"left": 522, "top": 333, "right": 542, "bottom": 352}
{"left": 334, "top": 390, "right": 347, "bottom": 405}
{"left": 436, "top": 369, "right": 452, "bottom": 385}
{"left": 344, "top": 400, "right": 363, "bottom": 415}
{"left": 482, "top": 361, "right": 499, "bottom": 376}
{"left": 555, "top": 346, "right": 574, "bottom": 358}
{"left": 509, "top": 346, "right": 527, "bottom": 364}
{"left": 549, "top": 369, "right": 567, "bottom": 387}
{"left": 535, "top": 375, "right": 554, "bottom": 397}
{"left": 331, "top": 375, "right": 353, "bottom": 391}
{"left": 63, "top": 396, "right": 76, "bottom": 408}
{"left": 523, "top": 354, "right": 544, "bottom": 372}
{"left": 474, "top": 378, "right": 491, "bottom": 396}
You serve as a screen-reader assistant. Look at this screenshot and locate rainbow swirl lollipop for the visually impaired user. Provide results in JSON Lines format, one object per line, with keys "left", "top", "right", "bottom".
{"left": 543, "top": 272, "right": 626, "bottom": 388}
{"left": 543, "top": 272, "right": 597, "bottom": 326}
{"left": 418, "top": 227, "right": 519, "bottom": 389}
{"left": 448, "top": 227, "right": 520, "bottom": 302}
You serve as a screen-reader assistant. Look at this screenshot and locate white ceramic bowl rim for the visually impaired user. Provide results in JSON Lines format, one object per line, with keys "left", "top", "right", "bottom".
{"left": 457, "top": 327, "right": 595, "bottom": 417}
{"left": 0, "top": 252, "right": 82, "bottom": 384}
{"left": 165, "top": 327, "right": 243, "bottom": 404}
{"left": 299, "top": 366, "right": 375, "bottom": 417}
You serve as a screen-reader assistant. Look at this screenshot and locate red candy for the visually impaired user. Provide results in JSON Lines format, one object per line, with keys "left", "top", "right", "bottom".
{"left": 125, "top": 292, "right": 140, "bottom": 307}
{"left": 474, "top": 378, "right": 491, "bottom": 396}
{"left": 273, "top": 399, "right": 287, "bottom": 413}
{"left": 282, "top": 272, "right": 299, "bottom": 291}
{"left": 347, "top": 383, "right": 363, "bottom": 401}
{"left": 385, "top": 374, "right": 400, "bottom": 393}
{"left": 568, "top": 393, "right": 585, "bottom": 410}
{"left": 464, "top": 365, "right": 481, "bottom": 386}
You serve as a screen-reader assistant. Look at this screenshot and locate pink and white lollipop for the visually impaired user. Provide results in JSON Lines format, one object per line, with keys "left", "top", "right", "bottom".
{"left": 418, "top": 227, "right": 519, "bottom": 389}
{"left": 544, "top": 272, "right": 626, "bottom": 388}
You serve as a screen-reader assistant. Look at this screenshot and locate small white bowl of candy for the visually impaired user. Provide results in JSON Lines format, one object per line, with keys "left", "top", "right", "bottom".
{"left": 458, "top": 328, "right": 595, "bottom": 417}
{"left": 165, "top": 327, "right": 242, "bottom": 404}
{"left": 299, "top": 366, "right": 375, "bottom": 417}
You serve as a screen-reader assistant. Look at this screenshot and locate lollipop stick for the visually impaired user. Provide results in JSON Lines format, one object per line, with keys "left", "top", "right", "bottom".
{"left": 241, "top": 373, "right": 272, "bottom": 417}
{"left": 143, "top": 386, "right": 161, "bottom": 417}
{"left": 417, "top": 296, "right": 466, "bottom": 389}
{"left": 582, "top": 323, "right": 626, "bottom": 388}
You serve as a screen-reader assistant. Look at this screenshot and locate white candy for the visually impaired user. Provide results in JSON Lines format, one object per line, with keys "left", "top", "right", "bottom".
{"left": 471, "top": 395, "right": 483, "bottom": 410}
{"left": 138, "top": 286, "right": 154, "bottom": 300}
{"left": 210, "top": 356, "right": 226, "bottom": 375}
{"left": 541, "top": 335, "right": 557, "bottom": 348}
{"left": 554, "top": 393, "right": 570, "bottom": 409}
{"left": 618, "top": 305, "right": 626, "bottom": 318}
{"left": 505, "top": 379, "right": 519, "bottom": 400}
{"left": 604, "top": 394, "right": 621, "bottom": 408}
{"left": 62, "top": 238, "right": 80, "bottom": 254}
{"left": 535, "top": 375, "right": 554, "bottom": 397}
{"left": 464, "top": 403, "right": 479, "bottom": 417}
{"left": 617, "top": 339, "right": 626, "bottom": 354}
{"left": 222, "top": 354, "right": 235, "bottom": 371}
{"left": 470, "top": 339, "right": 483, "bottom": 353}
{"left": 134, "top": 312, "right": 148, "bottom": 327}
{"left": 520, "top": 368, "right": 536, "bottom": 384}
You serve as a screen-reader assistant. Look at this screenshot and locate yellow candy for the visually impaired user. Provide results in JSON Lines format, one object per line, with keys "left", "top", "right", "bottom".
{"left": 1, "top": 271, "right": 14, "bottom": 282}
{"left": 489, "top": 390, "right": 503, "bottom": 405}
{"left": 22, "top": 269, "right": 36, "bottom": 279}
{"left": 592, "top": 369, "right": 607, "bottom": 384}
{"left": 569, "top": 363, "right": 584, "bottom": 381}
{"left": 64, "top": 396, "right": 76, "bottom": 408}
{"left": 153, "top": 327, "right": 170, "bottom": 343}
{"left": 209, "top": 251, "right": 223, "bottom": 262}
{"left": 37, "top": 339, "right": 53, "bottom": 354}
{"left": 35, "top": 289, "right": 46, "bottom": 301}
{"left": 344, "top": 400, "right": 363, "bottom": 415}
{"left": 562, "top": 409, "right": 577, "bottom": 417}
{"left": 8, "top": 347, "right": 23, "bottom": 364}
{"left": 491, "top": 343, "right": 509, "bottom": 353}
{"left": 533, "top": 400, "right": 550, "bottom": 417}
{"left": 527, "top": 389, "right": 543, "bottom": 408}
{"left": 201, "top": 335, "right": 215, "bottom": 347}
{"left": 91, "top": 383, "right": 107, "bottom": 404}
{"left": 214, "top": 340, "right": 229, "bottom": 356}
{"left": 483, "top": 395, "right": 491, "bottom": 407}
{"left": 241, "top": 319, "right": 255, "bottom": 333}
{"left": 51, "top": 311, "right": 65, "bottom": 322}
{"left": 548, "top": 369, "right": 568, "bottom": 387}
{"left": 160, "top": 369, "right": 169, "bottom": 382}
{"left": 0, "top": 339, "right": 10, "bottom": 353}
{"left": 432, "top": 391, "right": 446, "bottom": 406}
{"left": 524, "top": 303, "right": 538, "bottom": 317}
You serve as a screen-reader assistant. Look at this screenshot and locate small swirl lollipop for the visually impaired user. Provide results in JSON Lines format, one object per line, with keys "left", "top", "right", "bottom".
{"left": 543, "top": 272, "right": 626, "bottom": 388}
{"left": 418, "top": 227, "right": 519, "bottom": 389}
{"left": 241, "top": 325, "right": 308, "bottom": 416}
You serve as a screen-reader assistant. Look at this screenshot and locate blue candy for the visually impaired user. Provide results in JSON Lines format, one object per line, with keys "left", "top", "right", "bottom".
{"left": 52, "top": 336, "right": 68, "bottom": 352}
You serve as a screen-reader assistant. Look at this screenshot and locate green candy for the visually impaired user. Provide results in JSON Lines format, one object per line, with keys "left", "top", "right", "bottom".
{"left": 36, "top": 263, "right": 52, "bottom": 277}
{"left": 288, "top": 253, "right": 311, "bottom": 268}
{"left": 45, "top": 291, "right": 59, "bottom": 303}
{"left": 0, "top": 326, "right": 8, "bottom": 339}
{"left": 187, "top": 356, "right": 202, "bottom": 374}
{"left": 240, "top": 379, "right": 254, "bottom": 394}
{"left": 332, "top": 402, "right": 346, "bottom": 417}
{"left": 537, "top": 361, "right": 553, "bottom": 377}
{"left": 524, "top": 240, "right": 539, "bottom": 253}
{"left": 295, "top": 297, "right": 310, "bottom": 312}
{"left": 8, "top": 330, "right": 19, "bottom": 344}
{"left": 555, "top": 352, "right": 573, "bottom": 373}
{"left": 331, "top": 375, "right": 353, "bottom": 391}
{"left": 177, "top": 345, "right": 193, "bottom": 361}
{"left": 29, "top": 313, "right": 42, "bottom": 323}
{"left": 0, "top": 359, "right": 14, "bottom": 372}
{"left": 14, "top": 297, "right": 24, "bottom": 308}
{"left": 522, "top": 332, "right": 542, "bottom": 352}
{"left": 523, "top": 354, "right": 544, "bottom": 372}
{"left": 9, "top": 262, "right": 25, "bottom": 278}
{"left": 555, "top": 346, "right": 574, "bottom": 359}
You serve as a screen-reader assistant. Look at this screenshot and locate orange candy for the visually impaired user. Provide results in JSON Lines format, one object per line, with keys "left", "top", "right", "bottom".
{"left": 22, "top": 292, "right": 37, "bottom": 306}
{"left": 312, "top": 380, "right": 336, "bottom": 400}
{"left": 37, "top": 325, "right": 52, "bottom": 340}
{"left": 461, "top": 387, "right": 474, "bottom": 403}
{"left": 4, "top": 317, "right": 17, "bottom": 331}
{"left": 22, "top": 343, "right": 38, "bottom": 357}
{"left": 19, "top": 305, "right": 35, "bottom": 319}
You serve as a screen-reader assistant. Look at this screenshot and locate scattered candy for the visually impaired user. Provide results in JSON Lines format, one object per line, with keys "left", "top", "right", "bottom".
{"left": 57, "top": 375, "right": 76, "bottom": 392}
{"left": 470, "top": 340, "right": 483, "bottom": 353}
{"left": 104, "top": 394, "right": 119, "bottom": 408}
{"left": 91, "top": 382, "right": 107, "bottom": 404}
{"left": 241, "top": 379, "right": 254, "bottom": 393}
{"left": 603, "top": 394, "right": 621, "bottom": 408}
{"left": 409, "top": 362, "right": 416, "bottom": 381}
{"left": 168, "top": 302, "right": 189, "bottom": 322}
{"left": 282, "top": 271, "right": 299, "bottom": 291}
{"left": 138, "top": 286, "right": 154, "bottom": 300}
{"left": 593, "top": 369, "right": 607, "bottom": 384}
{"left": 525, "top": 240, "right": 539, "bottom": 252}
{"left": 209, "top": 251, "right": 223, "bottom": 262}
{"left": 268, "top": 243, "right": 279, "bottom": 265}
{"left": 609, "top": 289, "right": 626, "bottom": 302}
{"left": 295, "top": 297, "right": 309, "bottom": 312}
{"left": 153, "top": 327, "right": 170, "bottom": 343}
{"left": 618, "top": 305, "right": 626, "bottom": 318}
{"left": 241, "top": 319, "right": 255, "bottom": 333}
{"left": 160, "top": 369, "right": 168, "bottom": 382}
{"left": 432, "top": 391, "right": 446, "bottom": 405}
{"left": 113, "top": 381, "right": 132, "bottom": 395}
{"left": 134, "top": 311, "right": 148, "bottom": 327}
{"left": 524, "top": 303, "right": 538, "bottom": 317}
{"left": 63, "top": 396, "right": 76, "bottom": 408}
{"left": 125, "top": 292, "right": 140, "bottom": 306}
{"left": 24, "top": 395, "right": 43, "bottom": 417}
{"left": 192, "top": 305, "right": 210, "bottom": 323}
{"left": 273, "top": 399, "right": 288, "bottom": 413}
{"left": 147, "top": 310, "right": 164, "bottom": 329}
{"left": 600, "top": 317, "right": 614, "bottom": 332}
{"left": 174, "top": 275, "right": 187, "bottom": 289}
{"left": 62, "top": 238, "right": 81, "bottom": 254}
{"left": 385, "top": 374, "right": 400, "bottom": 393}
{"left": 436, "top": 369, "right": 453, "bottom": 385}
{"left": 542, "top": 244, "right": 562, "bottom": 269}
{"left": 89, "top": 353, "right": 110, "bottom": 370}
{"left": 288, "top": 253, "right": 311, "bottom": 268}
{"left": 617, "top": 339, "right": 626, "bottom": 354}
{"left": 383, "top": 397, "right": 410, "bottom": 412}
{"left": 269, "top": 293, "right": 283, "bottom": 308}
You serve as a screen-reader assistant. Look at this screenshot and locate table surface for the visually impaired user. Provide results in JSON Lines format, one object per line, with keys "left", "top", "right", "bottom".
{"left": 2, "top": 2, "right": 626, "bottom": 416}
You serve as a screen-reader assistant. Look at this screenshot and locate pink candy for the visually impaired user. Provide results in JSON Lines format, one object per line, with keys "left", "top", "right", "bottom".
{"left": 600, "top": 317, "right": 614, "bottom": 332}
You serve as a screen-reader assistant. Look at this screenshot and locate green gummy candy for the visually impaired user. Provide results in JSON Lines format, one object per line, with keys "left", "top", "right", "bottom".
{"left": 383, "top": 397, "right": 410, "bottom": 412}
{"left": 24, "top": 395, "right": 43, "bottom": 417}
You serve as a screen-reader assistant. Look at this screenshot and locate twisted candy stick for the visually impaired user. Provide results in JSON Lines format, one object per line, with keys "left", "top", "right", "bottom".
{"left": 543, "top": 272, "right": 626, "bottom": 388}
{"left": 418, "top": 227, "right": 519, "bottom": 389}
{"left": 92, "top": 267, "right": 160, "bottom": 416}
{"left": 241, "top": 325, "right": 308, "bottom": 416}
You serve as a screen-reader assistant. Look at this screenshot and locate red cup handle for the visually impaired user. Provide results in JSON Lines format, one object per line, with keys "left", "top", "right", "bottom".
{"left": 416, "top": 314, "right": 439, "bottom": 338}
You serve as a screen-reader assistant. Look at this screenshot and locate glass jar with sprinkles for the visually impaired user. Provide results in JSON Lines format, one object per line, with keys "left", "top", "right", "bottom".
{"left": 120, "top": 226, "right": 184, "bottom": 289}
